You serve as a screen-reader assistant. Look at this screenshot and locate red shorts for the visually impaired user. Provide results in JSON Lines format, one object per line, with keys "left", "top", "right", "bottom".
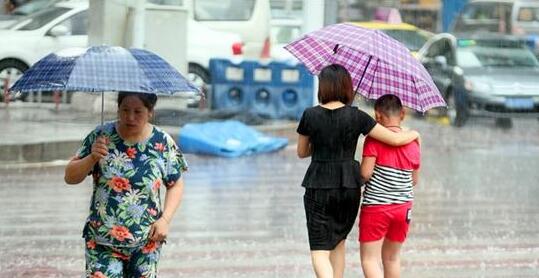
{"left": 358, "top": 202, "right": 412, "bottom": 243}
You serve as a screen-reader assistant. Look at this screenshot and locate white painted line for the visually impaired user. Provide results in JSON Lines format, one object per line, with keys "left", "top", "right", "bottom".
{"left": 0, "top": 160, "right": 70, "bottom": 170}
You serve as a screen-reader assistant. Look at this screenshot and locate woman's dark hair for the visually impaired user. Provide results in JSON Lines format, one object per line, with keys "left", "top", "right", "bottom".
{"left": 317, "top": 64, "right": 354, "bottom": 105}
{"left": 117, "top": 91, "right": 157, "bottom": 111}
{"left": 374, "top": 94, "right": 403, "bottom": 117}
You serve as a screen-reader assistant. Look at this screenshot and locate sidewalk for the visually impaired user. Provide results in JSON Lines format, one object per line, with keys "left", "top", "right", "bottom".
{"left": 0, "top": 102, "right": 297, "bottom": 164}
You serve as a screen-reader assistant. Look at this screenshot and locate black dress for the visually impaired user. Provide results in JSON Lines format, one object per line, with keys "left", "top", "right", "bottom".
{"left": 297, "top": 105, "right": 376, "bottom": 250}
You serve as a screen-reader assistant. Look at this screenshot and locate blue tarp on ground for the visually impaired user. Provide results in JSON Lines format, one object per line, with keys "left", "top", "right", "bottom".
{"left": 178, "top": 120, "right": 288, "bottom": 157}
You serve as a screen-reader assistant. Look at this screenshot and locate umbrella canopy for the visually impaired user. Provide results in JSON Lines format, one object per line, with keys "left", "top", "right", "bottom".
{"left": 284, "top": 23, "right": 445, "bottom": 112}
{"left": 9, "top": 45, "right": 199, "bottom": 95}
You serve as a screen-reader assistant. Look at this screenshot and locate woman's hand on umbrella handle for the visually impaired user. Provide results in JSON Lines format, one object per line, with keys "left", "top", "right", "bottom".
{"left": 90, "top": 136, "right": 108, "bottom": 162}
{"left": 149, "top": 217, "right": 169, "bottom": 242}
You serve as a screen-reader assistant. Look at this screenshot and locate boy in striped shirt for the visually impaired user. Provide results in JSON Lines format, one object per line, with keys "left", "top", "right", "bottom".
{"left": 359, "top": 94, "right": 421, "bottom": 278}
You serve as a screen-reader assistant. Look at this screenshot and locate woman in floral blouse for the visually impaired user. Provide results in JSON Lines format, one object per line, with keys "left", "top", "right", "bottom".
{"left": 64, "top": 92, "right": 188, "bottom": 278}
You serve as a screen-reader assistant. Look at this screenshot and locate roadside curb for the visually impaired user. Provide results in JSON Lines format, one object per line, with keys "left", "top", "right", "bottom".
{"left": 0, "top": 122, "right": 298, "bottom": 167}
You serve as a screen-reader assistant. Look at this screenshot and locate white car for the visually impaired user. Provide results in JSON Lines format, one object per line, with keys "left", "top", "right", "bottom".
{"left": 0, "top": 1, "right": 242, "bottom": 103}
{"left": 0, "top": 2, "right": 87, "bottom": 101}
{"left": 269, "top": 18, "right": 302, "bottom": 62}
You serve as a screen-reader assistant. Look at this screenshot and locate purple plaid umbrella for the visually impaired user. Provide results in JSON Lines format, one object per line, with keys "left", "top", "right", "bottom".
{"left": 284, "top": 23, "right": 445, "bottom": 112}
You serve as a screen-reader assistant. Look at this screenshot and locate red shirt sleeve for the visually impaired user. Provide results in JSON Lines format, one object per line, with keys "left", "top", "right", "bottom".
{"left": 362, "top": 136, "right": 379, "bottom": 157}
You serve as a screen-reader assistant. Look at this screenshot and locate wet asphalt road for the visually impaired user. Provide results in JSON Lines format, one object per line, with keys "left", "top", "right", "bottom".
{"left": 1, "top": 115, "right": 539, "bottom": 277}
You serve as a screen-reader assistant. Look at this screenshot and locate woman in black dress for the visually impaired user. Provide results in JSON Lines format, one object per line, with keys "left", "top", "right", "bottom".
{"left": 297, "top": 64, "right": 420, "bottom": 278}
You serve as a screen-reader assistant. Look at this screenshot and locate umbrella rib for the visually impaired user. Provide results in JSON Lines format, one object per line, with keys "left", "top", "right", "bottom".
{"left": 355, "top": 55, "right": 372, "bottom": 94}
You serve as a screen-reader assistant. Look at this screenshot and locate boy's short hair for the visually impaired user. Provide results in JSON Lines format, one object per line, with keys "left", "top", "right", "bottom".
{"left": 374, "top": 94, "right": 402, "bottom": 117}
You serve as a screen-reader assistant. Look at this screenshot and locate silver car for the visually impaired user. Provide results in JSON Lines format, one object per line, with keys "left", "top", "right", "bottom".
{"left": 418, "top": 33, "right": 539, "bottom": 127}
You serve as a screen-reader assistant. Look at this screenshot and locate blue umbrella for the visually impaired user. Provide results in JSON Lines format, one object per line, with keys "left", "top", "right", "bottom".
{"left": 9, "top": 45, "right": 199, "bottom": 124}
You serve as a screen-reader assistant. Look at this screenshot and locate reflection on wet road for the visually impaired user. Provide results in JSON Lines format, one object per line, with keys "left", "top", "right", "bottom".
{"left": 1, "top": 116, "right": 538, "bottom": 277}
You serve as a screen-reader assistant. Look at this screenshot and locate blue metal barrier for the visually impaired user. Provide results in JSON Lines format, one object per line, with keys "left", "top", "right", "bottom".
{"left": 210, "top": 58, "right": 314, "bottom": 120}
{"left": 249, "top": 61, "right": 279, "bottom": 118}
{"left": 272, "top": 62, "right": 314, "bottom": 120}
{"left": 209, "top": 59, "right": 252, "bottom": 111}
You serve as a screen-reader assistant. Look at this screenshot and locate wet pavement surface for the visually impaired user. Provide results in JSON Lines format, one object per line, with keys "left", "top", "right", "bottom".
{"left": 1, "top": 113, "right": 539, "bottom": 277}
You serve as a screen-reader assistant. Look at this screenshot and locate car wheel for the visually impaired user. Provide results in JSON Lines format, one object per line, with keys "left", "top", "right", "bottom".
{"left": 187, "top": 64, "right": 210, "bottom": 108}
{"left": 446, "top": 90, "right": 467, "bottom": 127}
{"left": 495, "top": 118, "right": 513, "bottom": 129}
{"left": 0, "top": 59, "right": 28, "bottom": 101}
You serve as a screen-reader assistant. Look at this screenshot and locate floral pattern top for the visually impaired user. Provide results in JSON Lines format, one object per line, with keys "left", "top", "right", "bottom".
{"left": 76, "top": 122, "right": 188, "bottom": 248}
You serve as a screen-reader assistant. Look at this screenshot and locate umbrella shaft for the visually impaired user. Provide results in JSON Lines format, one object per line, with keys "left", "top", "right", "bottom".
{"left": 101, "top": 92, "right": 104, "bottom": 126}
{"left": 356, "top": 56, "right": 372, "bottom": 94}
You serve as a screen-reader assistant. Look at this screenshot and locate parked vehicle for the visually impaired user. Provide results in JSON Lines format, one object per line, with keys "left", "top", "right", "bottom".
{"left": 0, "top": 1, "right": 243, "bottom": 104}
{"left": 187, "top": 0, "right": 271, "bottom": 59}
{"left": 0, "top": 2, "right": 87, "bottom": 102}
{"left": 417, "top": 33, "right": 539, "bottom": 127}
{"left": 269, "top": 18, "right": 302, "bottom": 61}
{"left": 149, "top": 0, "right": 271, "bottom": 87}
{"left": 184, "top": 17, "right": 243, "bottom": 104}
{"left": 351, "top": 21, "right": 433, "bottom": 57}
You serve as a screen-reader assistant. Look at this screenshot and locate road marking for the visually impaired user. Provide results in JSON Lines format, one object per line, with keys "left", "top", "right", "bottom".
{"left": 0, "top": 160, "right": 70, "bottom": 170}
{"left": 425, "top": 115, "right": 450, "bottom": 126}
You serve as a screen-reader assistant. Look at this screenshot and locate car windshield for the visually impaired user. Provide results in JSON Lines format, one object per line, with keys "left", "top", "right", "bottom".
{"left": 11, "top": 0, "right": 58, "bottom": 16}
{"left": 271, "top": 24, "right": 301, "bottom": 44}
{"left": 382, "top": 29, "right": 429, "bottom": 51}
{"left": 517, "top": 6, "right": 539, "bottom": 23}
{"left": 457, "top": 46, "right": 539, "bottom": 68}
{"left": 10, "top": 7, "right": 70, "bottom": 31}
{"left": 453, "top": 2, "right": 513, "bottom": 33}
{"left": 194, "top": 0, "right": 255, "bottom": 21}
